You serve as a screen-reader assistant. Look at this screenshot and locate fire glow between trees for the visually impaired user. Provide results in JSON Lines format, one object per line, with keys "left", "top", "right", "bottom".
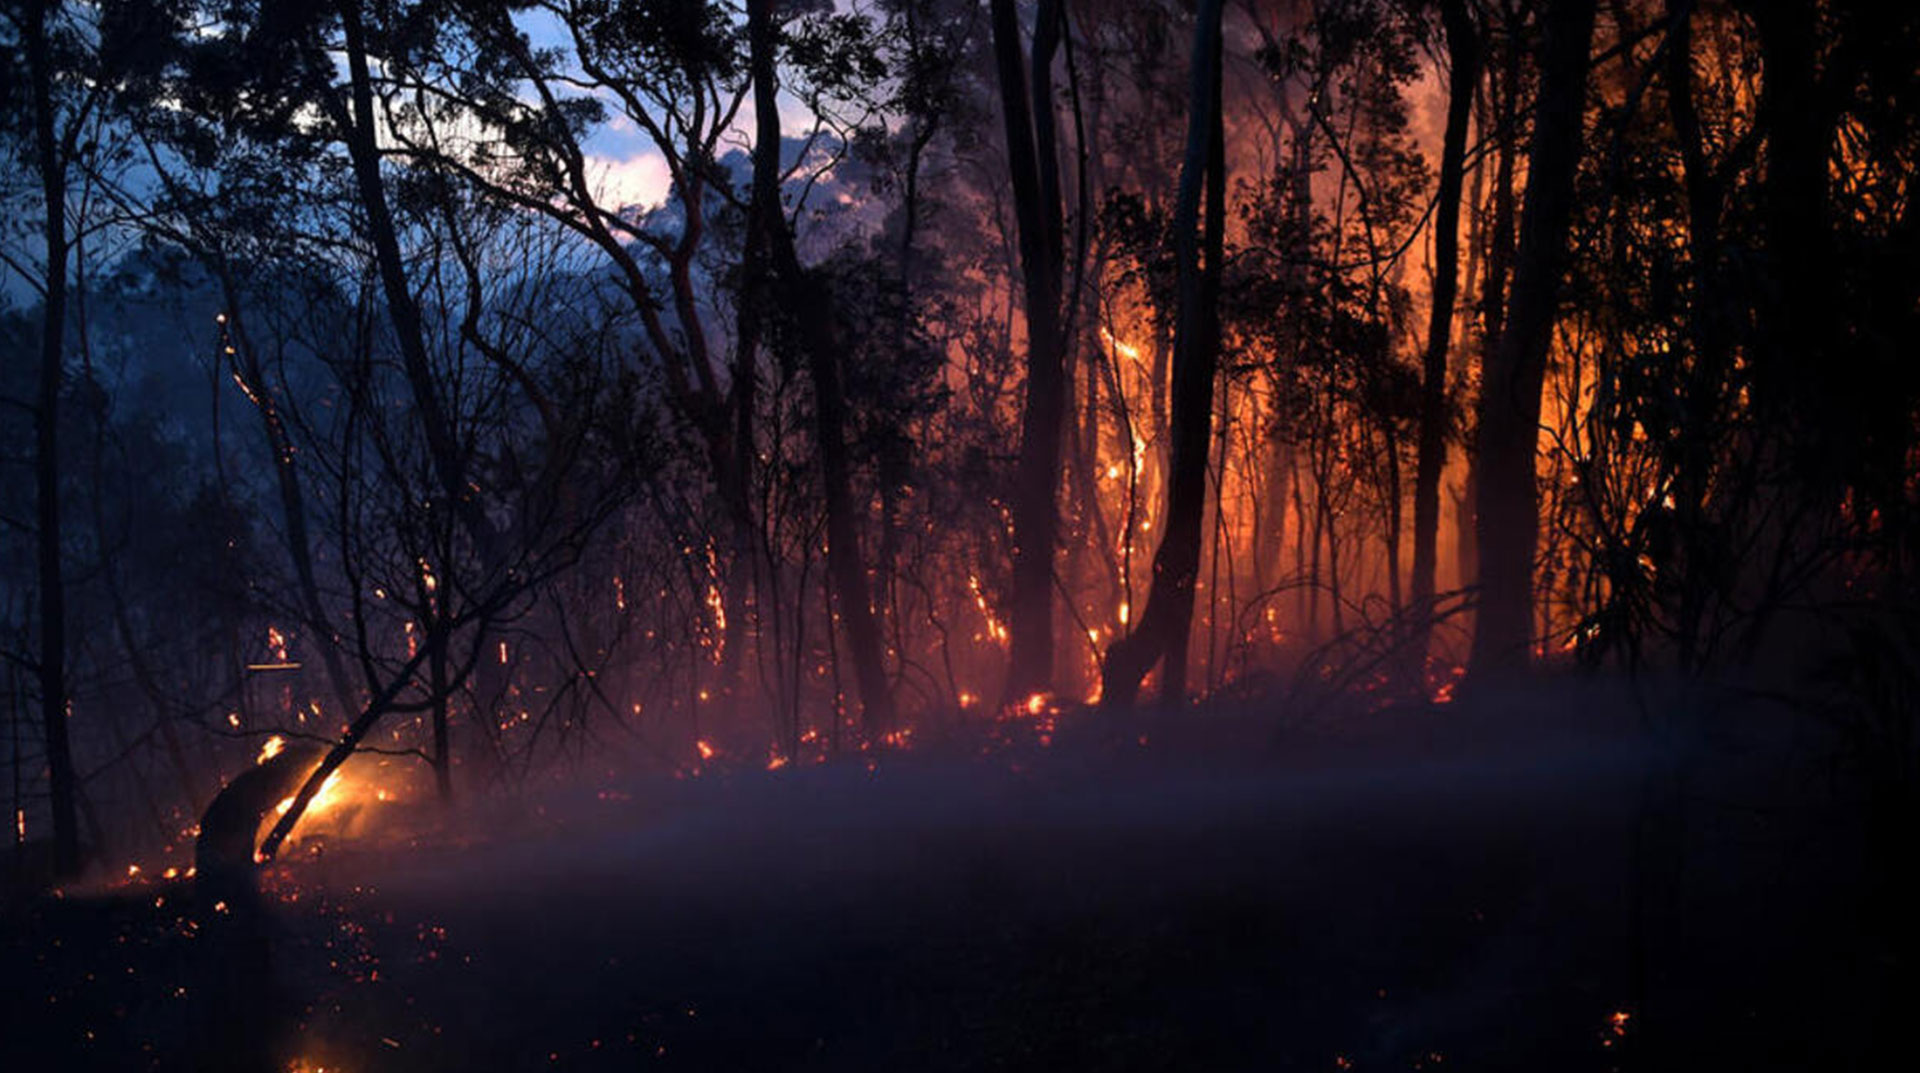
{"left": 4, "top": 0, "right": 1919, "bottom": 1070}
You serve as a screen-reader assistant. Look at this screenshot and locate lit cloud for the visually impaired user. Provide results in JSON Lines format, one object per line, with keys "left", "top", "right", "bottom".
{"left": 586, "top": 152, "right": 671, "bottom": 213}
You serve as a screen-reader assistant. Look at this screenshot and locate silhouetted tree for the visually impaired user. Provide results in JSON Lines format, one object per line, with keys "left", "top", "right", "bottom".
{"left": 989, "top": 0, "right": 1069, "bottom": 705}
{"left": 1100, "top": 0, "right": 1225, "bottom": 711}
{"left": 1468, "top": 0, "right": 1595, "bottom": 681}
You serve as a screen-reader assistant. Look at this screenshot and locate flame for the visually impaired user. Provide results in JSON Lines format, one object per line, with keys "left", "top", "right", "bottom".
{"left": 695, "top": 739, "right": 716, "bottom": 761}
{"left": 967, "top": 575, "right": 1009, "bottom": 645}
{"left": 703, "top": 542, "right": 727, "bottom": 663}
{"left": 275, "top": 770, "right": 344, "bottom": 820}
{"left": 258, "top": 735, "right": 287, "bottom": 764}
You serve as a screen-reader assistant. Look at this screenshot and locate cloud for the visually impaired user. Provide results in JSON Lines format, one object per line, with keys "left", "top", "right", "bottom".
{"left": 586, "top": 152, "right": 671, "bottom": 213}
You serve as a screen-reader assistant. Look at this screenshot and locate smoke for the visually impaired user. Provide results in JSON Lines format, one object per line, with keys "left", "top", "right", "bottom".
{"left": 234, "top": 685, "right": 1884, "bottom": 1068}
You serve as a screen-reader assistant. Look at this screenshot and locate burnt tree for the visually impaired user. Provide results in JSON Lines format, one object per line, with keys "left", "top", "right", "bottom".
{"left": 1409, "top": 0, "right": 1480, "bottom": 658}
{"left": 989, "top": 0, "right": 1069, "bottom": 705}
{"left": 746, "top": 0, "right": 896, "bottom": 735}
{"left": 1467, "top": 0, "right": 1596, "bottom": 680}
{"left": 1100, "top": 0, "right": 1226, "bottom": 712}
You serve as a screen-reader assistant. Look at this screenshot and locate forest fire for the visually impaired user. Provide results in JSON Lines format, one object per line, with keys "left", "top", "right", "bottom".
{"left": 5, "top": 0, "right": 1919, "bottom": 1069}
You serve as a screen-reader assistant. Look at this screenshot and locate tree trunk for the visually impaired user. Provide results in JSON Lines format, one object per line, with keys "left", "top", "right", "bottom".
{"left": 1665, "top": 0, "right": 1727, "bottom": 674}
{"left": 1409, "top": 0, "right": 1481, "bottom": 660}
{"left": 1467, "top": 0, "right": 1596, "bottom": 682}
{"left": 1100, "top": 0, "right": 1226, "bottom": 712}
{"left": 336, "top": 4, "right": 491, "bottom": 561}
{"left": 990, "top": 0, "right": 1069, "bottom": 705}
{"left": 747, "top": 0, "right": 895, "bottom": 735}
{"left": 27, "top": 0, "right": 80, "bottom": 880}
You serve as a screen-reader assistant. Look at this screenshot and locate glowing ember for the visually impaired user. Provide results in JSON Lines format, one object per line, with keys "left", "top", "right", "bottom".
{"left": 695, "top": 739, "right": 716, "bottom": 761}
{"left": 258, "top": 735, "right": 287, "bottom": 764}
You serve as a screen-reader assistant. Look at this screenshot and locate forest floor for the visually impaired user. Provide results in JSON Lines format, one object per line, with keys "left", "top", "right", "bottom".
{"left": 1, "top": 676, "right": 1903, "bottom": 1072}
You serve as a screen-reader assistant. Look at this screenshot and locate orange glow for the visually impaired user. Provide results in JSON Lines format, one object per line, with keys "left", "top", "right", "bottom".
{"left": 258, "top": 734, "right": 287, "bottom": 764}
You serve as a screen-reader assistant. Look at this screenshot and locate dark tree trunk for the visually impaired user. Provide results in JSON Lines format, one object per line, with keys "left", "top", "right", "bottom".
{"left": 1665, "top": 0, "right": 1729, "bottom": 673}
{"left": 1100, "top": 0, "right": 1226, "bottom": 712}
{"left": 747, "top": 0, "right": 896, "bottom": 735}
{"left": 990, "top": 0, "right": 1069, "bottom": 705}
{"left": 1467, "top": 0, "right": 1596, "bottom": 682}
{"left": 1409, "top": 0, "right": 1481, "bottom": 657}
{"left": 1459, "top": 9, "right": 1524, "bottom": 610}
{"left": 331, "top": 3, "right": 510, "bottom": 788}
{"left": 335, "top": 3, "right": 491, "bottom": 562}
{"left": 26, "top": 0, "right": 79, "bottom": 880}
